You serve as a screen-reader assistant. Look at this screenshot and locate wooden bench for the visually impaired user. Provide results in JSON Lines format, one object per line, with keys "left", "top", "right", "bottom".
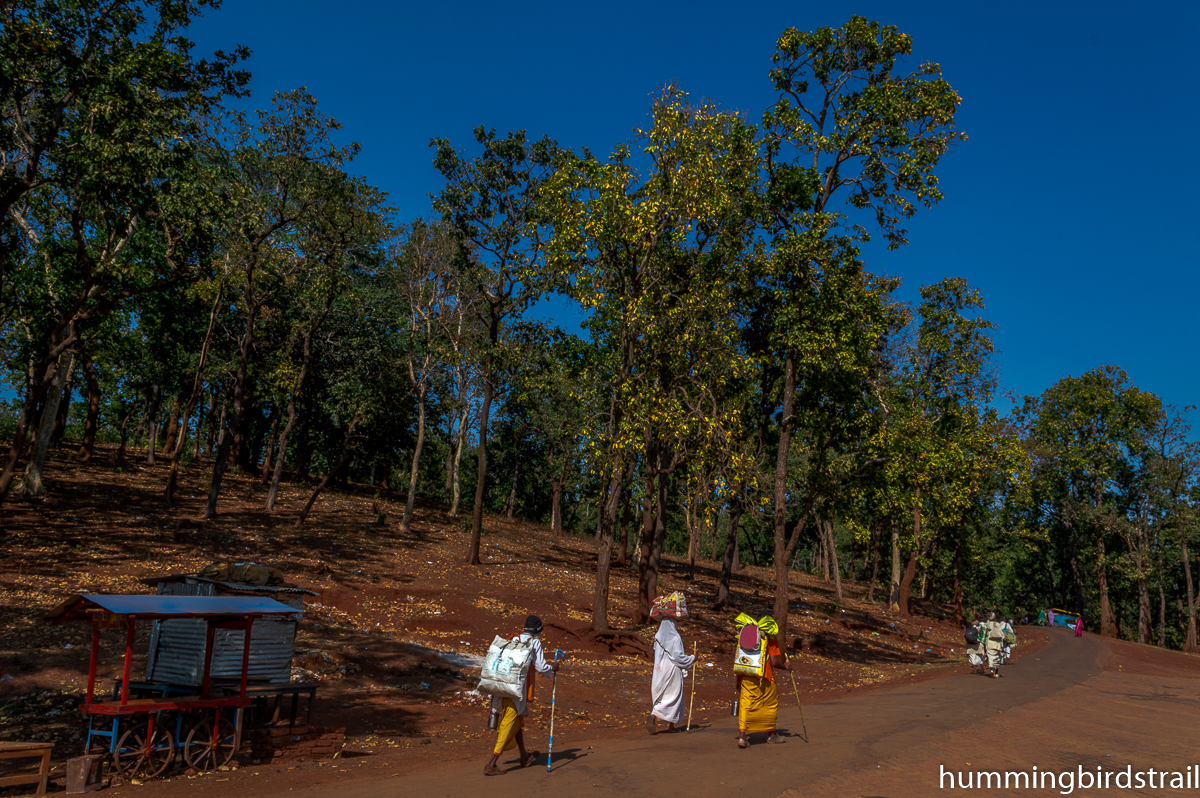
{"left": 0, "top": 742, "right": 53, "bottom": 797}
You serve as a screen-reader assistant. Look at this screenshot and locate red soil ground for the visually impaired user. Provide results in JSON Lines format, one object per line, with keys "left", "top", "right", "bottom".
{"left": 2, "top": 442, "right": 1003, "bottom": 793}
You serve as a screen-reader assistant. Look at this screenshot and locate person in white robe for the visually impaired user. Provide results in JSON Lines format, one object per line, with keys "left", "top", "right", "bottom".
{"left": 648, "top": 613, "right": 695, "bottom": 734}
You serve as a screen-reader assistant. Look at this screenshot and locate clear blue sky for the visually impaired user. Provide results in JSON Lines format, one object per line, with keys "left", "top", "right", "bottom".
{"left": 188, "top": 0, "right": 1200, "bottom": 414}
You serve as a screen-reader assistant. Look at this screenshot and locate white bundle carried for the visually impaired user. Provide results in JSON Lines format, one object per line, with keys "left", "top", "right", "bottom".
{"left": 478, "top": 634, "right": 535, "bottom": 700}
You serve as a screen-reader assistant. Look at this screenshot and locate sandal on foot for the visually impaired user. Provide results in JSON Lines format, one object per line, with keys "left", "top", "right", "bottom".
{"left": 484, "top": 766, "right": 506, "bottom": 776}
{"left": 520, "top": 752, "right": 538, "bottom": 768}
{"left": 646, "top": 713, "right": 657, "bottom": 735}
{"left": 767, "top": 734, "right": 785, "bottom": 744}
{"left": 737, "top": 738, "right": 749, "bottom": 749}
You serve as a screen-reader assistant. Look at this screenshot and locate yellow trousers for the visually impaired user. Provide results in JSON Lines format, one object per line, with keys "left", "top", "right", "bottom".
{"left": 493, "top": 699, "right": 524, "bottom": 754}
{"left": 738, "top": 676, "right": 778, "bottom": 733}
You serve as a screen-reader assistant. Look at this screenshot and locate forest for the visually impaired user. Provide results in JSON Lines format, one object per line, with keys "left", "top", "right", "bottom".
{"left": 2, "top": 1, "right": 1197, "bottom": 654}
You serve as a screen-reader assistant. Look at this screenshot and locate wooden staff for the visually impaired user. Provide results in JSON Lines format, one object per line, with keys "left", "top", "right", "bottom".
{"left": 786, "top": 651, "right": 808, "bottom": 741}
{"left": 686, "top": 642, "right": 698, "bottom": 731}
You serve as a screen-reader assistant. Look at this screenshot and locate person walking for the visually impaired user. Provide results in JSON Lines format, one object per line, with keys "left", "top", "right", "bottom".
{"left": 965, "top": 618, "right": 986, "bottom": 675}
{"left": 647, "top": 592, "right": 695, "bottom": 734}
{"left": 983, "top": 612, "right": 1005, "bottom": 678}
{"left": 734, "top": 614, "right": 791, "bottom": 748}
{"left": 1000, "top": 617, "right": 1015, "bottom": 666}
{"left": 484, "top": 615, "right": 559, "bottom": 776}
{"left": 1074, "top": 616, "right": 1084, "bottom": 637}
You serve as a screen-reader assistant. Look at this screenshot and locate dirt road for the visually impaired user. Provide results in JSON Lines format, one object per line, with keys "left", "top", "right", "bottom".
{"left": 140, "top": 626, "right": 1199, "bottom": 798}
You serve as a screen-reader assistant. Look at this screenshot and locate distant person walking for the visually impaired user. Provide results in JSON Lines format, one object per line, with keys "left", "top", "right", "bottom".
{"left": 1047, "top": 609, "right": 1055, "bottom": 627}
{"left": 1000, "top": 617, "right": 1015, "bottom": 666}
{"left": 1074, "top": 616, "right": 1084, "bottom": 637}
{"left": 484, "top": 615, "right": 559, "bottom": 775}
{"left": 648, "top": 592, "right": 695, "bottom": 734}
{"left": 983, "top": 612, "right": 1004, "bottom": 678}
{"left": 965, "top": 619, "right": 986, "bottom": 675}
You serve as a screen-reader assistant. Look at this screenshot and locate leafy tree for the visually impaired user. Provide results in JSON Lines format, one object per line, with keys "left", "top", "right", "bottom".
{"left": 753, "top": 16, "right": 966, "bottom": 640}
{"left": 1019, "top": 366, "right": 1161, "bottom": 637}
{"left": 0, "top": 0, "right": 248, "bottom": 502}
{"left": 431, "top": 127, "right": 562, "bottom": 564}
{"left": 543, "top": 87, "right": 759, "bottom": 628}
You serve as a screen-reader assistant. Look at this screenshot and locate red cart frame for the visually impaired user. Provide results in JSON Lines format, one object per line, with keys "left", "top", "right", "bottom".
{"left": 46, "top": 594, "right": 302, "bottom": 779}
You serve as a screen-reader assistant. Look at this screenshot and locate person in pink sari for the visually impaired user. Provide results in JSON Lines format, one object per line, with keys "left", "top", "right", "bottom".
{"left": 1074, "top": 617, "right": 1083, "bottom": 637}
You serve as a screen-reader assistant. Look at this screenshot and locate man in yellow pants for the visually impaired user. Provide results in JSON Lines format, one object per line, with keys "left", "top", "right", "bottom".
{"left": 485, "top": 615, "right": 559, "bottom": 775}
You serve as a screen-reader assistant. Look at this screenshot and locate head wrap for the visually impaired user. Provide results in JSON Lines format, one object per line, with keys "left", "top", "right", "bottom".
{"left": 649, "top": 592, "right": 688, "bottom": 621}
{"left": 524, "top": 615, "right": 544, "bottom": 635}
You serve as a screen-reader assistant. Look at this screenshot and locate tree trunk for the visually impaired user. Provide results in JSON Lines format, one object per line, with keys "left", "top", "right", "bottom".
{"left": 889, "top": 526, "right": 901, "bottom": 612}
{"left": 686, "top": 488, "right": 701, "bottom": 580}
{"left": 51, "top": 370, "right": 72, "bottom": 445}
{"left": 449, "top": 404, "right": 468, "bottom": 516}
{"left": 161, "top": 397, "right": 182, "bottom": 455}
{"left": 711, "top": 511, "right": 724, "bottom": 561}
{"left": 145, "top": 384, "right": 162, "bottom": 466}
{"left": 952, "top": 527, "right": 964, "bottom": 623}
{"left": 467, "top": 376, "right": 495, "bottom": 564}
{"left": 1183, "top": 540, "right": 1198, "bottom": 654}
{"left": 444, "top": 423, "right": 455, "bottom": 503}
{"left": 260, "top": 405, "right": 279, "bottom": 484}
{"left": 295, "top": 410, "right": 363, "bottom": 528}
{"left": 638, "top": 467, "right": 670, "bottom": 619}
{"left": 591, "top": 463, "right": 625, "bottom": 631}
{"left": 20, "top": 350, "right": 75, "bottom": 497}
{"left": 635, "top": 442, "right": 659, "bottom": 622}
{"left": 714, "top": 505, "right": 743, "bottom": 610}
{"left": 866, "top": 525, "right": 880, "bottom": 603}
{"left": 206, "top": 305, "right": 255, "bottom": 518}
{"left": 826, "top": 518, "right": 843, "bottom": 604}
{"left": 504, "top": 459, "right": 521, "bottom": 521}
{"left": 267, "top": 327, "right": 318, "bottom": 511}
{"left": 1096, "top": 534, "right": 1116, "bottom": 637}
{"left": 550, "top": 477, "right": 564, "bottom": 536}
{"left": 77, "top": 348, "right": 101, "bottom": 462}
{"left": 165, "top": 288, "right": 224, "bottom": 504}
{"left": 192, "top": 392, "right": 205, "bottom": 461}
{"left": 617, "top": 478, "right": 633, "bottom": 565}
{"left": 402, "top": 386, "right": 428, "bottom": 533}
{"left": 897, "top": 493, "right": 922, "bottom": 618}
{"left": 116, "top": 409, "right": 133, "bottom": 469}
{"left": 771, "top": 354, "right": 798, "bottom": 646}
{"left": 1157, "top": 554, "right": 1167, "bottom": 648}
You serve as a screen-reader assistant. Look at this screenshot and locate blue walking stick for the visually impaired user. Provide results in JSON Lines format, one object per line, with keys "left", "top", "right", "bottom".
{"left": 546, "top": 649, "right": 563, "bottom": 772}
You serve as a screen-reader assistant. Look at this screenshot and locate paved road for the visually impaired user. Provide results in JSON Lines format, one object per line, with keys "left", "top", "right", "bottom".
{"left": 262, "top": 625, "right": 1200, "bottom": 798}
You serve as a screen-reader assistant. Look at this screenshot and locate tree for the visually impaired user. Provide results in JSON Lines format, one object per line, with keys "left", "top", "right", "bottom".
{"left": 544, "top": 86, "right": 759, "bottom": 628}
{"left": 0, "top": 0, "right": 248, "bottom": 502}
{"left": 202, "top": 88, "right": 365, "bottom": 518}
{"left": 1020, "top": 366, "right": 1161, "bottom": 637}
{"left": 393, "top": 219, "right": 455, "bottom": 533}
{"left": 754, "top": 16, "right": 966, "bottom": 640}
{"left": 431, "top": 127, "right": 561, "bottom": 564}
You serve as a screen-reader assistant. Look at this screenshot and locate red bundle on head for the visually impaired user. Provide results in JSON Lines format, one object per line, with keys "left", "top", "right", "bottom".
{"left": 650, "top": 592, "right": 688, "bottom": 621}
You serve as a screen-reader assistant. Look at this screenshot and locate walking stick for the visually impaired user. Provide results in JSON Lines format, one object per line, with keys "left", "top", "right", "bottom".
{"left": 686, "top": 642, "right": 697, "bottom": 731}
{"left": 786, "top": 652, "right": 808, "bottom": 742}
{"left": 546, "top": 649, "right": 563, "bottom": 773}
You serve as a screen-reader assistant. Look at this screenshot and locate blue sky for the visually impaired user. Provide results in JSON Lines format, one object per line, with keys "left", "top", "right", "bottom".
{"left": 188, "top": 0, "right": 1199, "bottom": 414}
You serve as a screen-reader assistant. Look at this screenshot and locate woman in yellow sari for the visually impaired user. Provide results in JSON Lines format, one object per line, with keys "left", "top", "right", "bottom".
{"left": 736, "top": 614, "right": 791, "bottom": 748}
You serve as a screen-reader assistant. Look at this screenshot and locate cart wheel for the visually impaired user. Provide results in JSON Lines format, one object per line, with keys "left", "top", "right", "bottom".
{"left": 115, "top": 724, "right": 174, "bottom": 780}
{"left": 184, "top": 716, "right": 236, "bottom": 771}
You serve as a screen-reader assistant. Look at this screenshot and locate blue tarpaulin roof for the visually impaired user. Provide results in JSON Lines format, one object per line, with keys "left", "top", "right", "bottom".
{"left": 45, "top": 594, "right": 303, "bottom": 622}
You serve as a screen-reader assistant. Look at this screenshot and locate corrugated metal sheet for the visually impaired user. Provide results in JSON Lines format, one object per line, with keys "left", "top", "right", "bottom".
{"left": 145, "top": 579, "right": 303, "bottom": 686}
{"left": 146, "top": 574, "right": 317, "bottom": 597}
